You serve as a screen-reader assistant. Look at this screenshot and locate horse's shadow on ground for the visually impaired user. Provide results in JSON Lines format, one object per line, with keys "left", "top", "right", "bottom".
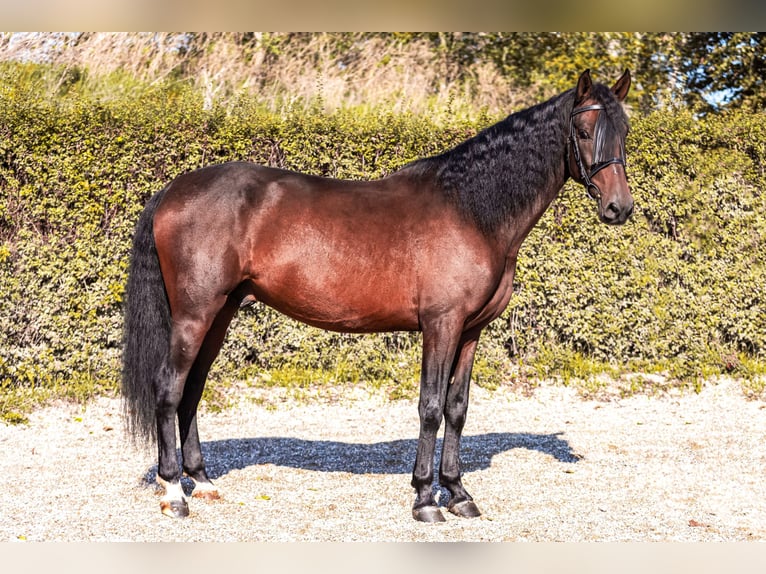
{"left": 143, "top": 432, "right": 580, "bottom": 486}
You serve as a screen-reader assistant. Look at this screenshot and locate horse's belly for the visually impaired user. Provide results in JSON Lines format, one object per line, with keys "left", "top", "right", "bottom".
{"left": 247, "top": 270, "right": 420, "bottom": 333}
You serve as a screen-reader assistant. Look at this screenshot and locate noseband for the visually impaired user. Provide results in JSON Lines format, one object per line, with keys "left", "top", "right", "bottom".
{"left": 569, "top": 104, "right": 626, "bottom": 201}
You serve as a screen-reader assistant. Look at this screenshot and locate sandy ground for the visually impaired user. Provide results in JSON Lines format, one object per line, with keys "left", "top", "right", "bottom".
{"left": 1, "top": 378, "right": 765, "bottom": 542}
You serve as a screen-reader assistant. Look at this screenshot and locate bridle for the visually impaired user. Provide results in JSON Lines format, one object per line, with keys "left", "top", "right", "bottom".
{"left": 569, "top": 104, "right": 626, "bottom": 201}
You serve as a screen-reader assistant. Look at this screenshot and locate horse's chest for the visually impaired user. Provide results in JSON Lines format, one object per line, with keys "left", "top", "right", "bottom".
{"left": 465, "top": 261, "right": 517, "bottom": 330}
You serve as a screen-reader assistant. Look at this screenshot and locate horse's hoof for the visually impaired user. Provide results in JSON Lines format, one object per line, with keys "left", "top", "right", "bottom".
{"left": 412, "top": 505, "right": 446, "bottom": 523}
{"left": 160, "top": 499, "right": 189, "bottom": 518}
{"left": 448, "top": 499, "right": 481, "bottom": 518}
{"left": 192, "top": 489, "right": 221, "bottom": 501}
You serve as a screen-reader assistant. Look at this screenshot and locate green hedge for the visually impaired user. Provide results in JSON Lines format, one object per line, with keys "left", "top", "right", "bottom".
{"left": 1, "top": 65, "right": 764, "bottom": 419}
{"left": 509, "top": 108, "right": 766, "bottom": 373}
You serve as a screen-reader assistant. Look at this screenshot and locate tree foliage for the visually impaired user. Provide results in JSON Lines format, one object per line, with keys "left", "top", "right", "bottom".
{"left": 678, "top": 32, "right": 766, "bottom": 112}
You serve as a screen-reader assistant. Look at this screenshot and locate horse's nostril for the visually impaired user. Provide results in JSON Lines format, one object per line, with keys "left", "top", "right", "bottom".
{"left": 601, "top": 200, "right": 633, "bottom": 225}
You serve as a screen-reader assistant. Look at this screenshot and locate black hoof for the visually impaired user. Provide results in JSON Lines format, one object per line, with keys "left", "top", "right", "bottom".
{"left": 412, "top": 505, "right": 446, "bottom": 523}
{"left": 448, "top": 499, "right": 481, "bottom": 518}
{"left": 160, "top": 499, "right": 189, "bottom": 518}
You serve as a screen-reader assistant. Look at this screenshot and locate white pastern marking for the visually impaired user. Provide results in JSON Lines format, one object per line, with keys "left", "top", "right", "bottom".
{"left": 191, "top": 478, "right": 218, "bottom": 493}
{"left": 157, "top": 475, "right": 187, "bottom": 503}
{"left": 190, "top": 477, "right": 220, "bottom": 498}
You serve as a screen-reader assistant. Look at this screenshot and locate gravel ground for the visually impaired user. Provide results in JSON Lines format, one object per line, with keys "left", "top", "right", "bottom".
{"left": 2, "top": 378, "right": 765, "bottom": 542}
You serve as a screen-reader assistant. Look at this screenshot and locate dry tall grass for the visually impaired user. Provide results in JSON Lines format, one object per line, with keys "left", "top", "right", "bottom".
{"left": 0, "top": 32, "right": 534, "bottom": 118}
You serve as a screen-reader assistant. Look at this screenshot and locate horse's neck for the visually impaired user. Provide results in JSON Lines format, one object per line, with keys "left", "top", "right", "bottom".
{"left": 435, "top": 91, "right": 573, "bottom": 239}
{"left": 496, "top": 168, "right": 568, "bottom": 261}
{"left": 492, "top": 115, "right": 570, "bottom": 252}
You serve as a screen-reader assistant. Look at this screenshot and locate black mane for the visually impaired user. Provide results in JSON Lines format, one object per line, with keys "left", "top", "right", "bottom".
{"left": 401, "top": 82, "right": 628, "bottom": 235}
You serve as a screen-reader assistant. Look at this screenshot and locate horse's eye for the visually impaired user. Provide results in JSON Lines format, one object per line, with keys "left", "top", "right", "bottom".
{"left": 578, "top": 129, "right": 590, "bottom": 140}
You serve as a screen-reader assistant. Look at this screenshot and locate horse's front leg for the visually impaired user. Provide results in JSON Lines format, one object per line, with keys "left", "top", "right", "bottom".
{"left": 440, "top": 332, "right": 482, "bottom": 518}
{"left": 411, "top": 316, "right": 463, "bottom": 522}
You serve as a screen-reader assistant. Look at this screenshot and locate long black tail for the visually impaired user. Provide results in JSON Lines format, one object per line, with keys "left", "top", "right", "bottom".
{"left": 121, "top": 187, "right": 170, "bottom": 447}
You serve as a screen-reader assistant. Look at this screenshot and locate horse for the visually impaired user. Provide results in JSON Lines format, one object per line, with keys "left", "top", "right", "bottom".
{"left": 122, "top": 69, "right": 634, "bottom": 522}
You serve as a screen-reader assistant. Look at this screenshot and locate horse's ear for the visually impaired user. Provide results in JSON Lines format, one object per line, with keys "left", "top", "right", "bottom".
{"left": 576, "top": 69, "right": 592, "bottom": 103}
{"left": 611, "top": 69, "right": 631, "bottom": 102}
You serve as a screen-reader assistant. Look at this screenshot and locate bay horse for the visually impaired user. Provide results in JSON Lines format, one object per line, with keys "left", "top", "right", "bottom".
{"left": 122, "top": 69, "right": 633, "bottom": 522}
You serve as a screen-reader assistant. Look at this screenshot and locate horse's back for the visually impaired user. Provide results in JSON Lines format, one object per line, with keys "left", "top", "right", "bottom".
{"left": 151, "top": 162, "right": 422, "bottom": 330}
{"left": 152, "top": 161, "right": 502, "bottom": 333}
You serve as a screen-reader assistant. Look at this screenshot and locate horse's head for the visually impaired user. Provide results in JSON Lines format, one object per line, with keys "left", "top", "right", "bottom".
{"left": 568, "top": 69, "right": 634, "bottom": 225}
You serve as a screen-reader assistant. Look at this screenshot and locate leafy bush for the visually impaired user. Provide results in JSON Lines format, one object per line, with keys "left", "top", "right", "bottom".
{"left": 505, "top": 106, "right": 766, "bottom": 384}
{"left": 0, "top": 62, "right": 764, "bottom": 420}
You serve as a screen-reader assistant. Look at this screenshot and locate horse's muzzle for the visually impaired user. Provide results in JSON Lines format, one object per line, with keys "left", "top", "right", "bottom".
{"left": 600, "top": 199, "right": 634, "bottom": 225}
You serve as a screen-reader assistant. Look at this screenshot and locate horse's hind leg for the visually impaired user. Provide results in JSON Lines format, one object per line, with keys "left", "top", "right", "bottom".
{"left": 155, "top": 296, "right": 227, "bottom": 518}
{"left": 439, "top": 333, "right": 482, "bottom": 518}
{"left": 177, "top": 296, "right": 240, "bottom": 502}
